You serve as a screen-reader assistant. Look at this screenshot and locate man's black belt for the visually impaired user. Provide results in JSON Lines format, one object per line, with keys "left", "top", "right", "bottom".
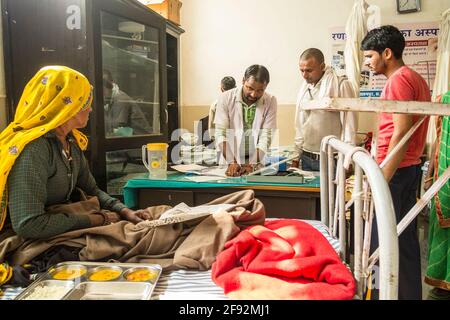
{"left": 302, "top": 150, "right": 320, "bottom": 161}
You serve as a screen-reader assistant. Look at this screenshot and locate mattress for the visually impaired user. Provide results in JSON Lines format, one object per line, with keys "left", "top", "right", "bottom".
{"left": 0, "top": 220, "right": 339, "bottom": 300}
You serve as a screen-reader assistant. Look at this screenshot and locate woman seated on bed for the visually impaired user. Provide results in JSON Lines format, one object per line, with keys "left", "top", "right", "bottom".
{"left": 0, "top": 65, "right": 150, "bottom": 240}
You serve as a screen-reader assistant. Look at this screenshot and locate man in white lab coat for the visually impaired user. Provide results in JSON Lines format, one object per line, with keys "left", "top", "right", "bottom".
{"left": 293, "top": 48, "right": 357, "bottom": 171}
{"left": 214, "top": 65, "right": 277, "bottom": 177}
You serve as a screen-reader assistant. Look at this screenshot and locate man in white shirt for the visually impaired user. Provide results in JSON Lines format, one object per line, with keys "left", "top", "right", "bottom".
{"left": 214, "top": 65, "right": 277, "bottom": 177}
{"left": 292, "top": 48, "right": 357, "bottom": 171}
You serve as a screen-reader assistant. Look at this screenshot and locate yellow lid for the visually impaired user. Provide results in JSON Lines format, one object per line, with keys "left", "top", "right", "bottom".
{"left": 147, "top": 143, "right": 168, "bottom": 151}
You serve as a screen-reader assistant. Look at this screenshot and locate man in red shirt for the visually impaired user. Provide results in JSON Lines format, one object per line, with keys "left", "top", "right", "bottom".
{"left": 361, "top": 25, "right": 430, "bottom": 300}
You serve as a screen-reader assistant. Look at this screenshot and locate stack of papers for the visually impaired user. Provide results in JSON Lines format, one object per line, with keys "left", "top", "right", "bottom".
{"left": 171, "top": 165, "right": 227, "bottom": 182}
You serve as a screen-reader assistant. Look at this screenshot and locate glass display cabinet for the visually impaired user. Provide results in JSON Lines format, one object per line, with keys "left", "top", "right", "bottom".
{"left": 2, "top": 0, "right": 183, "bottom": 196}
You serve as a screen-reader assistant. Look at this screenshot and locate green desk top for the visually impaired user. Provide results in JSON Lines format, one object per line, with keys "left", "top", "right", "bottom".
{"left": 123, "top": 171, "right": 320, "bottom": 208}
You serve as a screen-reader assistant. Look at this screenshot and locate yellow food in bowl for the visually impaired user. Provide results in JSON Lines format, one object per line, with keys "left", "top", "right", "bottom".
{"left": 125, "top": 269, "right": 158, "bottom": 282}
{"left": 89, "top": 269, "right": 122, "bottom": 281}
{"left": 52, "top": 268, "right": 86, "bottom": 280}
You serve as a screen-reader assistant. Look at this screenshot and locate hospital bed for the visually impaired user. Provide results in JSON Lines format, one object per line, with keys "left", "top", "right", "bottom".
{"left": 8, "top": 95, "right": 450, "bottom": 300}
{"left": 151, "top": 96, "right": 450, "bottom": 300}
{"left": 151, "top": 137, "right": 399, "bottom": 300}
{"left": 0, "top": 138, "right": 396, "bottom": 300}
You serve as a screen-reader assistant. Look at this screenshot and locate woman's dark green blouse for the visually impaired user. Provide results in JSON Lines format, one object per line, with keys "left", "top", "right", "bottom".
{"left": 7, "top": 132, "right": 126, "bottom": 239}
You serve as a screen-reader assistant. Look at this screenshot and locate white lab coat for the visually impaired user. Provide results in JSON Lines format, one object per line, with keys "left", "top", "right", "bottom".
{"left": 214, "top": 86, "right": 277, "bottom": 164}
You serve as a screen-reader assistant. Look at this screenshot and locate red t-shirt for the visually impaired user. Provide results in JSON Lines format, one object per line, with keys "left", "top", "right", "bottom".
{"left": 377, "top": 66, "right": 430, "bottom": 167}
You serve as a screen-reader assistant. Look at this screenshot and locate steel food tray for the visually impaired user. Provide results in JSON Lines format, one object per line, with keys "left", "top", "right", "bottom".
{"left": 15, "top": 261, "right": 162, "bottom": 300}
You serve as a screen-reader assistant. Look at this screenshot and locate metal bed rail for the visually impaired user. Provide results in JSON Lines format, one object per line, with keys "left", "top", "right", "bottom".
{"left": 320, "top": 136, "right": 399, "bottom": 300}
{"left": 307, "top": 97, "right": 450, "bottom": 273}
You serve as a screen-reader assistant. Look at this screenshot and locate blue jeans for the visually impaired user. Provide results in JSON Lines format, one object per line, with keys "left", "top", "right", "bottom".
{"left": 301, "top": 153, "right": 320, "bottom": 171}
{"left": 371, "top": 164, "right": 422, "bottom": 300}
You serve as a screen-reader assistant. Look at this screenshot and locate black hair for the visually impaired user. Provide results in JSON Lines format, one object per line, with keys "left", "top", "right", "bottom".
{"left": 220, "top": 76, "right": 236, "bottom": 91}
{"left": 361, "top": 25, "right": 405, "bottom": 59}
{"left": 299, "top": 48, "right": 325, "bottom": 64}
{"left": 243, "top": 65, "right": 270, "bottom": 84}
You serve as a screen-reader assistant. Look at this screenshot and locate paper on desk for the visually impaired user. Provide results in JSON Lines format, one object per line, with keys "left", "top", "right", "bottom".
{"left": 199, "top": 167, "right": 227, "bottom": 177}
{"left": 185, "top": 175, "right": 226, "bottom": 183}
{"left": 171, "top": 164, "right": 208, "bottom": 173}
{"left": 171, "top": 164, "right": 227, "bottom": 178}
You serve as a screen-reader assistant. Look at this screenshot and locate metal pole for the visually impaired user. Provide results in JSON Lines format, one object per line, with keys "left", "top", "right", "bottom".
{"left": 354, "top": 164, "right": 364, "bottom": 298}
{"left": 338, "top": 154, "right": 347, "bottom": 260}
{"left": 328, "top": 144, "right": 336, "bottom": 234}
{"left": 320, "top": 144, "right": 329, "bottom": 225}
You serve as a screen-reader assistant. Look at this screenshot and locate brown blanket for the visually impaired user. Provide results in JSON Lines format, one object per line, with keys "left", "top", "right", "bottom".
{"left": 0, "top": 190, "right": 265, "bottom": 270}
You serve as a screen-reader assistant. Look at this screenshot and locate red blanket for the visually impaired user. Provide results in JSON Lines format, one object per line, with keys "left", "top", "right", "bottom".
{"left": 212, "top": 219, "right": 356, "bottom": 299}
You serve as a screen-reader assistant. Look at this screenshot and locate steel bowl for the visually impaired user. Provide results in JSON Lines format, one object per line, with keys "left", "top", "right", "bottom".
{"left": 123, "top": 266, "right": 160, "bottom": 283}
{"left": 88, "top": 265, "right": 123, "bottom": 281}
{"left": 50, "top": 264, "right": 87, "bottom": 280}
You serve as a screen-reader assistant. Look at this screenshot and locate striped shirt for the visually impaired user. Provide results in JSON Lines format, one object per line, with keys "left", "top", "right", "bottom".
{"left": 241, "top": 100, "right": 257, "bottom": 156}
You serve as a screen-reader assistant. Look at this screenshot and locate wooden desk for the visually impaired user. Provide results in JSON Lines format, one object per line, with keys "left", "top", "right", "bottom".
{"left": 123, "top": 172, "right": 321, "bottom": 220}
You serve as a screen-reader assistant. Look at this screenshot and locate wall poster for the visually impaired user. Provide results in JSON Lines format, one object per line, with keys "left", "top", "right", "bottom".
{"left": 330, "top": 22, "right": 439, "bottom": 98}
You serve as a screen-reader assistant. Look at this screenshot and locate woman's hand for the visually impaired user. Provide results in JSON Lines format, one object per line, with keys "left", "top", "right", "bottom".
{"left": 120, "top": 208, "right": 151, "bottom": 224}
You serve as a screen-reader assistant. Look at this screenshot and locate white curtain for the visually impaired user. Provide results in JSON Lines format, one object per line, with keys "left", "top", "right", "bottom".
{"left": 343, "top": 0, "right": 369, "bottom": 143}
{"left": 432, "top": 9, "right": 450, "bottom": 101}
{"left": 426, "top": 8, "right": 450, "bottom": 156}
{"left": 344, "top": 0, "right": 369, "bottom": 96}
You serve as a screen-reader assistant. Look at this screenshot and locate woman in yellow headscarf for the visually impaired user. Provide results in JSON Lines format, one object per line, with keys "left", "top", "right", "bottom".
{"left": 0, "top": 66, "right": 150, "bottom": 239}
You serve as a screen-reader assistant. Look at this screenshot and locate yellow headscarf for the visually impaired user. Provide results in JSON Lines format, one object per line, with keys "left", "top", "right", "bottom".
{"left": 0, "top": 66, "right": 93, "bottom": 231}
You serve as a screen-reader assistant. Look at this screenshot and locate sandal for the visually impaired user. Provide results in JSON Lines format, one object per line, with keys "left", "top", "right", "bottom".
{"left": 428, "top": 287, "right": 450, "bottom": 300}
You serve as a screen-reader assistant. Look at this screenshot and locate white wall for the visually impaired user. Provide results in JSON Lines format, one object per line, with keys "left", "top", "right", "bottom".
{"left": 180, "top": 0, "right": 450, "bottom": 106}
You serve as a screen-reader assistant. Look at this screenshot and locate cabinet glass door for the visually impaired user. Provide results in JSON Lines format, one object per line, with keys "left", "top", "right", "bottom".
{"left": 101, "top": 11, "right": 160, "bottom": 138}
{"left": 100, "top": 11, "right": 163, "bottom": 195}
